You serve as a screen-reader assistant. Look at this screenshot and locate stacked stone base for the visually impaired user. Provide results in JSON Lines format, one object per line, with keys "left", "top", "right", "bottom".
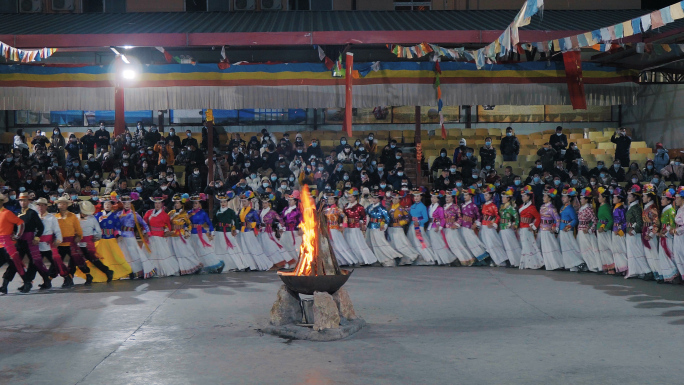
{"left": 265, "top": 285, "right": 365, "bottom": 341}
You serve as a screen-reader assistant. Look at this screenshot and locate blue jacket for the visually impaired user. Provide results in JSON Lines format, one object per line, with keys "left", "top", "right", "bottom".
{"left": 559, "top": 204, "right": 578, "bottom": 231}
{"left": 409, "top": 202, "right": 429, "bottom": 227}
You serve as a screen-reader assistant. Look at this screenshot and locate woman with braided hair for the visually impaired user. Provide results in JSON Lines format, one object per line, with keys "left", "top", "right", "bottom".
{"left": 596, "top": 187, "right": 616, "bottom": 274}
{"left": 117, "top": 195, "right": 156, "bottom": 279}
{"left": 641, "top": 184, "right": 663, "bottom": 281}
{"left": 672, "top": 187, "right": 684, "bottom": 282}
{"left": 167, "top": 194, "right": 203, "bottom": 275}
{"left": 518, "top": 185, "right": 544, "bottom": 270}
{"left": 611, "top": 188, "right": 629, "bottom": 276}
{"left": 657, "top": 188, "right": 680, "bottom": 283}
{"left": 625, "top": 185, "right": 651, "bottom": 279}
{"left": 189, "top": 195, "right": 225, "bottom": 274}
{"left": 539, "top": 188, "right": 564, "bottom": 271}
{"left": 577, "top": 188, "right": 601, "bottom": 273}
{"left": 499, "top": 186, "right": 521, "bottom": 268}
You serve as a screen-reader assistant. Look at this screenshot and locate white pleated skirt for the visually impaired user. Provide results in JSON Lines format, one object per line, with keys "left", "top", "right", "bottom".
{"left": 461, "top": 227, "right": 488, "bottom": 261}
{"left": 365, "top": 229, "right": 400, "bottom": 266}
{"left": 479, "top": 226, "right": 508, "bottom": 265}
{"left": 444, "top": 228, "right": 476, "bottom": 266}
{"left": 407, "top": 226, "right": 437, "bottom": 264}
{"left": 559, "top": 230, "right": 584, "bottom": 269}
{"left": 118, "top": 236, "right": 156, "bottom": 278}
{"left": 147, "top": 236, "right": 180, "bottom": 277}
{"left": 673, "top": 234, "right": 684, "bottom": 280}
{"left": 611, "top": 233, "right": 629, "bottom": 274}
{"left": 190, "top": 233, "right": 224, "bottom": 273}
{"left": 281, "top": 230, "right": 300, "bottom": 263}
{"left": 657, "top": 236, "right": 680, "bottom": 282}
{"left": 214, "top": 231, "right": 248, "bottom": 271}
{"left": 519, "top": 228, "right": 544, "bottom": 270}
{"left": 500, "top": 228, "right": 521, "bottom": 267}
{"left": 237, "top": 231, "right": 272, "bottom": 271}
{"left": 643, "top": 237, "right": 660, "bottom": 277}
{"left": 344, "top": 228, "right": 377, "bottom": 265}
{"left": 387, "top": 227, "right": 420, "bottom": 263}
{"left": 329, "top": 228, "right": 357, "bottom": 266}
{"left": 540, "top": 231, "right": 564, "bottom": 271}
{"left": 167, "top": 236, "right": 203, "bottom": 275}
{"left": 625, "top": 233, "right": 650, "bottom": 277}
{"left": 597, "top": 231, "right": 615, "bottom": 271}
{"left": 427, "top": 228, "right": 457, "bottom": 265}
{"left": 577, "top": 231, "right": 601, "bottom": 272}
{"left": 259, "top": 231, "right": 287, "bottom": 265}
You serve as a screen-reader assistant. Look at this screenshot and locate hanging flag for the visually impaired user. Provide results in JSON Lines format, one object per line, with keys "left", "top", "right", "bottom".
{"left": 332, "top": 53, "right": 344, "bottom": 77}
{"left": 317, "top": 46, "right": 326, "bottom": 61}
{"left": 562, "top": 50, "right": 586, "bottom": 110}
{"left": 660, "top": 6, "right": 674, "bottom": 24}
{"left": 614, "top": 23, "right": 624, "bottom": 39}
{"left": 218, "top": 46, "right": 230, "bottom": 70}
{"left": 155, "top": 47, "right": 174, "bottom": 63}
{"left": 622, "top": 21, "right": 633, "bottom": 37}
{"left": 670, "top": 3, "right": 684, "bottom": 20}
{"left": 641, "top": 14, "right": 652, "bottom": 32}
{"left": 651, "top": 10, "right": 664, "bottom": 29}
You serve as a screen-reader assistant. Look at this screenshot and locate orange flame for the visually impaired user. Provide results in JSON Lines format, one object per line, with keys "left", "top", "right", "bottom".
{"left": 294, "top": 185, "right": 317, "bottom": 276}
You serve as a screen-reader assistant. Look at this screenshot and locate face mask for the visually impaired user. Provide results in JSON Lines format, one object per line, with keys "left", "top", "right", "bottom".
{"left": 609, "top": 188, "right": 614, "bottom": 194}
{"left": 136, "top": 187, "right": 143, "bottom": 192}
{"left": 131, "top": 143, "right": 137, "bottom": 147}
{"left": 396, "top": 156, "right": 401, "bottom": 160}
{"left": 123, "top": 162, "right": 129, "bottom": 167}
{"left": 54, "top": 131, "right": 59, "bottom": 135}
{"left": 390, "top": 144, "right": 396, "bottom": 149}
{"left": 514, "top": 180, "right": 521, "bottom": 186}
{"left": 69, "top": 179, "right": 75, "bottom": 183}
{"left": 477, "top": 183, "right": 482, "bottom": 187}
{"left": 356, "top": 167, "right": 362, "bottom": 171}
{"left": 653, "top": 178, "right": 660, "bottom": 184}
{"left": 250, "top": 174, "right": 257, "bottom": 179}
{"left": 590, "top": 181, "right": 596, "bottom": 186}
{"left": 297, "top": 149, "right": 303, "bottom": 154}
{"left": 312, "top": 143, "right": 318, "bottom": 147}
{"left": 397, "top": 172, "right": 403, "bottom": 177}
{"left": 280, "top": 184, "right": 288, "bottom": 189}
{"left": 343, "top": 176, "right": 349, "bottom": 181}
{"left": 556, "top": 132, "right": 562, "bottom": 136}
{"left": 456, "top": 182, "right": 463, "bottom": 187}
{"left": 676, "top": 162, "right": 682, "bottom": 166}
{"left": 380, "top": 184, "right": 387, "bottom": 189}
{"left": 289, "top": 177, "right": 295, "bottom": 181}
{"left": 191, "top": 170, "right": 199, "bottom": 176}
{"left": 123, "top": 155, "right": 129, "bottom": 159}
{"left": 572, "top": 179, "right": 578, "bottom": 185}
{"left": 646, "top": 164, "right": 653, "bottom": 170}
{"left": 53, "top": 162, "right": 58, "bottom": 167}
{"left": 167, "top": 177, "right": 174, "bottom": 182}
{"left": 359, "top": 147, "right": 364, "bottom": 151}
{"left": 485, "top": 165, "right": 491, "bottom": 170}
{"left": 600, "top": 173, "right": 605, "bottom": 178}
{"left": 161, "top": 186, "right": 168, "bottom": 191}
{"left": 506, "top": 132, "right": 512, "bottom": 137}
{"left": 26, "top": 180, "right": 32, "bottom": 184}
{"left": 614, "top": 165, "right": 620, "bottom": 169}
{"left": 169, "top": 131, "right": 175, "bottom": 136}
{"left": 18, "top": 187, "right": 25, "bottom": 193}
{"left": 472, "top": 175, "right": 478, "bottom": 179}
{"left": 70, "top": 195, "right": 78, "bottom": 200}
{"left": 340, "top": 140, "right": 346, "bottom": 145}
{"left": 554, "top": 180, "right": 561, "bottom": 186}
{"left": 271, "top": 176, "right": 277, "bottom": 181}
{"left": 186, "top": 133, "right": 191, "bottom": 137}
{"left": 94, "top": 175, "right": 99, "bottom": 179}
{"left": 485, "top": 141, "right": 491, "bottom": 146}
{"left": 58, "top": 188, "right": 65, "bottom": 193}
{"left": 5, "top": 157, "right": 13, "bottom": 162}
{"left": 533, "top": 177, "right": 541, "bottom": 183}
{"left": 466, "top": 153, "right": 472, "bottom": 157}
{"left": 440, "top": 153, "right": 447, "bottom": 157}
{"left": 262, "top": 183, "right": 269, "bottom": 188}
{"left": 92, "top": 196, "right": 98, "bottom": 201}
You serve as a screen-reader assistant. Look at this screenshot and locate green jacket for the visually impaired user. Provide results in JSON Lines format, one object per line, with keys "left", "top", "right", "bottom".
{"left": 660, "top": 204, "right": 676, "bottom": 232}
{"left": 213, "top": 207, "right": 239, "bottom": 231}
{"left": 597, "top": 203, "right": 613, "bottom": 231}
{"left": 626, "top": 202, "right": 643, "bottom": 234}
{"left": 499, "top": 203, "right": 519, "bottom": 230}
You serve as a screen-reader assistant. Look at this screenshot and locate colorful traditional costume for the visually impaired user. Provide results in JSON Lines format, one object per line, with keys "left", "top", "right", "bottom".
{"left": 365, "top": 200, "right": 400, "bottom": 266}
{"left": 167, "top": 205, "right": 203, "bottom": 275}
{"left": 144, "top": 205, "right": 181, "bottom": 277}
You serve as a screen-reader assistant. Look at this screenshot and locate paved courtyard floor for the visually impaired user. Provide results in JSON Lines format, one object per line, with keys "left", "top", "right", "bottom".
{"left": 1, "top": 266, "right": 683, "bottom": 385}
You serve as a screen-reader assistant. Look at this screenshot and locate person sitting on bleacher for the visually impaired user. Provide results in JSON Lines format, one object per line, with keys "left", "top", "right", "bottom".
{"left": 338, "top": 145, "right": 354, "bottom": 163}
{"left": 500, "top": 166, "right": 517, "bottom": 188}
{"left": 363, "top": 133, "right": 378, "bottom": 156}
{"left": 334, "top": 137, "right": 348, "bottom": 154}
{"left": 274, "top": 158, "right": 293, "bottom": 180}
{"left": 143, "top": 125, "right": 161, "bottom": 148}
{"left": 537, "top": 142, "right": 557, "bottom": 171}
{"left": 354, "top": 143, "right": 369, "bottom": 163}
{"left": 380, "top": 140, "right": 399, "bottom": 166}
{"left": 551, "top": 160, "right": 569, "bottom": 183}
{"left": 460, "top": 148, "right": 477, "bottom": 180}
{"left": 182, "top": 130, "right": 198, "bottom": 150}
{"left": 387, "top": 149, "right": 406, "bottom": 171}
{"left": 430, "top": 148, "right": 452, "bottom": 175}
{"left": 434, "top": 169, "right": 454, "bottom": 190}
{"left": 607, "top": 159, "right": 626, "bottom": 183}
{"left": 567, "top": 171, "right": 587, "bottom": 191}
{"left": 642, "top": 159, "right": 657, "bottom": 182}
{"left": 550, "top": 126, "right": 568, "bottom": 161}
{"left": 452, "top": 138, "right": 467, "bottom": 165}
{"left": 564, "top": 142, "right": 581, "bottom": 169}
{"left": 568, "top": 157, "right": 590, "bottom": 179}
{"left": 371, "top": 162, "right": 388, "bottom": 185}
{"left": 187, "top": 166, "right": 204, "bottom": 194}
{"left": 349, "top": 161, "right": 366, "bottom": 186}
{"left": 306, "top": 139, "right": 324, "bottom": 160}
{"left": 277, "top": 138, "right": 293, "bottom": 160}
{"left": 500, "top": 127, "right": 520, "bottom": 162}
{"left": 64, "top": 134, "right": 82, "bottom": 164}
{"left": 660, "top": 156, "right": 684, "bottom": 182}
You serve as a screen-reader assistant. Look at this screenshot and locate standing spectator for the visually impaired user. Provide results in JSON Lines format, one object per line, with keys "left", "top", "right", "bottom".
{"left": 165, "top": 128, "right": 182, "bottom": 151}
{"left": 564, "top": 142, "right": 581, "bottom": 169}
{"left": 549, "top": 126, "right": 568, "bottom": 160}
{"left": 51, "top": 127, "right": 66, "bottom": 167}
{"left": 80, "top": 129, "right": 96, "bottom": 160}
{"left": 610, "top": 127, "right": 631, "bottom": 166}
{"left": 182, "top": 130, "right": 199, "bottom": 149}
{"left": 430, "top": 148, "right": 452, "bottom": 174}
{"left": 660, "top": 156, "right": 684, "bottom": 182}
{"left": 653, "top": 142, "right": 669, "bottom": 172}
{"left": 95, "top": 123, "right": 110, "bottom": 154}
{"left": 452, "top": 138, "right": 467, "bottom": 165}
{"left": 460, "top": 148, "right": 477, "bottom": 180}
{"left": 13, "top": 128, "right": 29, "bottom": 158}
{"left": 536, "top": 142, "right": 557, "bottom": 171}
{"left": 499, "top": 127, "right": 520, "bottom": 161}
{"left": 64, "top": 134, "right": 82, "bottom": 163}
{"left": 479, "top": 137, "right": 496, "bottom": 171}
{"left": 154, "top": 140, "right": 175, "bottom": 169}
{"left": 31, "top": 129, "right": 50, "bottom": 148}
{"left": 144, "top": 125, "right": 162, "bottom": 148}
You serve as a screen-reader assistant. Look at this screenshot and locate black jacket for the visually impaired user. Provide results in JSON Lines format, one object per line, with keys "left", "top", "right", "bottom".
{"left": 611, "top": 133, "right": 632, "bottom": 160}
{"left": 479, "top": 146, "right": 496, "bottom": 168}
{"left": 499, "top": 136, "right": 520, "bottom": 156}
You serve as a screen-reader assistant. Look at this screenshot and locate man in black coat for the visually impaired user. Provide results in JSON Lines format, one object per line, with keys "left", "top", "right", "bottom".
{"left": 608, "top": 159, "right": 626, "bottom": 183}
{"left": 95, "top": 123, "right": 110, "bottom": 153}
{"left": 499, "top": 127, "right": 520, "bottom": 161}
{"left": 549, "top": 126, "right": 567, "bottom": 161}
{"left": 144, "top": 125, "right": 162, "bottom": 148}
{"left": 430, "top": 148, "right": 452, "bottom": 174}
{"left": 479, "top": 137, "right": 497, "bottom": 170}
{"left": 611, "top": 127, "right": 632, "bottom": 166}
{"left": 80, "top": 129, "right": 96, "bottom": 160}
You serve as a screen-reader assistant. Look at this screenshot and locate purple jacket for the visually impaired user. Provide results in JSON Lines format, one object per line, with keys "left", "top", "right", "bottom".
{"left": 429, "top": 204, "right": 446, "bottom": 229}
{"left": 280, "top": 206, "right": 302, "bottom": 231}
{"left": 459, "top": 201, "right": 480, "bottom": 228}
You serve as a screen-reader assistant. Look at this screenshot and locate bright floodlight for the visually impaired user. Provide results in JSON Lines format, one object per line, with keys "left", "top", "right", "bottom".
{"left": 122, "top": 46, "right": 134, "bottom": 49}
{"left": 122, "top": 69, "right": 137, "bottom": 79}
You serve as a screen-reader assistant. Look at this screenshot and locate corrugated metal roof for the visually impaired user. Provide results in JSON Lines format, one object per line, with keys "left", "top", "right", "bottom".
{"left": 0, "top": 10, "right": 680, "bottom": 35}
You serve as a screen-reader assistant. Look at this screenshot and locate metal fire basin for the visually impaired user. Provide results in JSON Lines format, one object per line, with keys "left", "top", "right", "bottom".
{"left": 277, "top": 269, "right": 353, "bottom": 295}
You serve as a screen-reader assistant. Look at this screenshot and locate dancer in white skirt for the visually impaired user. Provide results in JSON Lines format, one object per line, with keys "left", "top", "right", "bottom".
{"left": 479, "top": 185, "right": 508, "bottom": 267}
{"left": 212, "top": 193, "right": 249, "bottom": 272}
{"left": 258, "top": 195, "right": 288, "bottom": 268}
{"left": 168, "top": 195, "right": 203, "bottom": 275}
{"left": 596, "top": 187, "right": 617, "bottom": 274}
{"left": 640, "top": 184, "right": 663, "bottom": 281}
{"left": 322, "top": 193, "right": 358, "bottom": 266}
{"left": 188, "top": 195, "right": 225, "bottom": 274}
{"left": 143, "top": 197, "right": 180, "bottom": 277}
{"left": 539, "top": 188, "right": 564, "bottom": 271}
{"left": 672, "top": 187, "right": 684, "bottom": 282}
{"left": 624, "top": 185, "right": 651, "bottom": 279}
{"left": 386, "top": 191, "right": 420, "bottom": 266}
{"left": 443, "top": 189, "right": 476, "bottom": 266}
{"left": 117, "top": 196, "right": 156, "bottom": 279}
{"left": 460, "top": 187, "right": 490, "bottom": 265}
{"left": 498, "top": 187, "right": 521, "bottom": 268}
{"left": 611, "top": 188, "right": 630, "bottom": 276}
{"left": 280, "top": 192, "right": 303, "bottom": 266}
{"left": 408, "top": 189, "right": 438, "bottom": 265}
{"left": 577, "top": 188, "right": 602, "bottom": 273}
{"left": 237, "top": 191, "right": 272, "bottom": 271}
{"left": 343, "top": 188, "right": 377, "bottom": 265}
{"left": 518, "top": 185, "right": 544, "bottom": 270}
{"left": 426, "top": 190, "right": 457, "bottom": 265}
{"left": 657, "top": 188, "right": 680, "bottom": 283}
{"left": 364, "top": 191, "right": 400, "bottom": 267}
{"left": 558, "top": 188, "right": 585, "bottom": 272}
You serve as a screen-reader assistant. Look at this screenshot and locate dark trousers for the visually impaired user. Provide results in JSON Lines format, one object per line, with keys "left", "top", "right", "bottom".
{"left": 16, "top": 239, "right": 50, "bottom": 278}
{"left": 2, "top": 255, "right": 29, "bottom": 283}
{"left": 58, "top": 246, "right": 90, "bottom": 276}
{"left": 503, "top": 154, "right": 518, "bottom": 162}
{"left": 79, "top": 246, "right": 112, "bottom": 276}
{"left": 25, "top": 251, "right": 60, "bottom": 282}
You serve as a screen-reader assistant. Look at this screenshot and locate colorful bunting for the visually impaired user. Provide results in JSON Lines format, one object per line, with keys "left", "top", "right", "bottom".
{"left": 314, "top": 45, "right": 334, "bottom": 70}
{"left": 0, "top": 41, "right": 57, "bottom": 63}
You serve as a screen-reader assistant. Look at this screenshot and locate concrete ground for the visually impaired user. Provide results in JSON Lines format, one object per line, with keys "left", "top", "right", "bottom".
{"left": 1, "top": 266, "right": 684, "bottom": 385}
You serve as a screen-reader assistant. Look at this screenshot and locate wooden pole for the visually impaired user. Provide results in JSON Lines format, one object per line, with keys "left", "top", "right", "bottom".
{"left": 344, "top": 52, "right": 354, "bottom": 138}
{"left": 415, "top": 106, "right": 423, "bottom": 187}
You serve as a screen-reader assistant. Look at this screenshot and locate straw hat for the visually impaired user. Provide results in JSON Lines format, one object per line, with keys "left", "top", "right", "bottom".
{"left": 17, "top": 192, "right": 31, "bottom": 200}
{"left": 55, "top": 194, "right": 72, "bottom": 204}
{"left": 34, "top": 197, "right": 49, "bottom": 205}
{"left": 79, "top": 201, "right": 95, "bottom": 215}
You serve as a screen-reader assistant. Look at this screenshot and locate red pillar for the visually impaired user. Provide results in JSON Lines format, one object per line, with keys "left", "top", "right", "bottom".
{"left": 414, "top": 106, "right": 423, "bottom": 187}
{"left": 114, "top": 58, "right": 125, "bottom": 136}
{"left": 344, "top": 52, "right": 354, "bottom": 138}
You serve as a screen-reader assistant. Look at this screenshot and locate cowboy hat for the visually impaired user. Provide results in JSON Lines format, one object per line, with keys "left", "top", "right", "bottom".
{"left": 55, "top": 194, "right": 72, "bottom": 204}
{"left": 34, "top": 197, "right": 49, "bottom": 205}
{"left": 79, "top": 201, "right": 96, "bottom": 215}
{"left": 17, "top": 192, "right": 31, "bottom": 200}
